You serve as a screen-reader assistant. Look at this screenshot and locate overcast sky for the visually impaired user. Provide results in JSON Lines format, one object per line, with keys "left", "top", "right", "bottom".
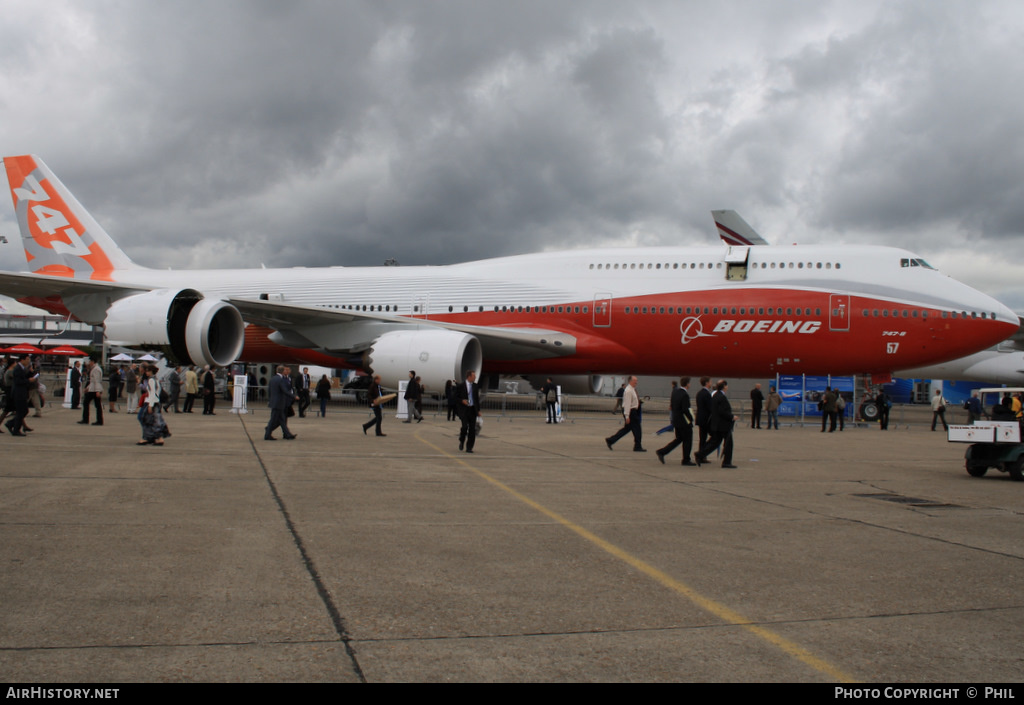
{"left": 2, "top": 0, "right": 1024, "bottom": 309}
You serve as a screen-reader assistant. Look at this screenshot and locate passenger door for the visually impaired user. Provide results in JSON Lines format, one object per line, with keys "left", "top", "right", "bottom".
{"left": 593, "top": 294, "right": 612, "bottom": 328}
{"left": 829, "top": 294, "right": 850, "bottom": 331}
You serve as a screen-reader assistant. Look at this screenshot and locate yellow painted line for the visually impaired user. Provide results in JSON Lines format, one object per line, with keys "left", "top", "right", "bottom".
{"left": 417, "top": 432, "right": 857, "bottom": 683}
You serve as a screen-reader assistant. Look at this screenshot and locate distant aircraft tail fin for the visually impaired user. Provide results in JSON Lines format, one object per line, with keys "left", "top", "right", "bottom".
{"left": 3, "top": 154, "right": 141, "bottom": 281}
{"left": 712, "top": 210, "right": 770, "bottom": 246}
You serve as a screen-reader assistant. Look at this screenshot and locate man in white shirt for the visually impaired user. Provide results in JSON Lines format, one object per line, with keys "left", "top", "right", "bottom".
{"left": 605, "top": 375, "right": 645, "bottom": 452}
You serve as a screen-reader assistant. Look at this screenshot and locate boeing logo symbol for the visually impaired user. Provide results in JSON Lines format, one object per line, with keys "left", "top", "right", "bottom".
{"left": 680, "top": 317, "right": 716, "bottom": 345}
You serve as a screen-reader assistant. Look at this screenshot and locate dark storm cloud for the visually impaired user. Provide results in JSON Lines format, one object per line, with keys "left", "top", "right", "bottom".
{"left": 774, "top": 2, "right": 1024, "bottom": 245}
{"left": 3, "top": 0, "right": 682, "bottom": 269}
{"left": 1, "top": 0, "right": 1022, "bottom": 309}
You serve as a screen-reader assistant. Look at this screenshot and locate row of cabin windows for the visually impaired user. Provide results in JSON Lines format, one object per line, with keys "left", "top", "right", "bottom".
{"left": 625, "top": 306, "right": 824, "bottom": 316}
{"left": 481, "top": 305, "right": 588, "bottom": 314}
{"left": 627, "top": 307, "right": 1000, "bottom": 320}
{"left": 589, "top": 261, "right": 842, "bottom": 271}
{"left": 315, "top": 303, "right": 590, "bottom": 314}
{"left": 319, "top": 303, "right": 399, "bottom": 312}
{"left": 861, "top": 309, "right": 998, "bottom": 320}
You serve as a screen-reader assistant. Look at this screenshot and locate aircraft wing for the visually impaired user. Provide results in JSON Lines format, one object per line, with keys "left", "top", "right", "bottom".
{"left": 0, "top": 269, "right": 578, "bottom": 361}
{"left": 228, "top": 297, "right": 578, "bottom": 360}
{"left": 0, "top": 270, "right": 144, "bottom": 301}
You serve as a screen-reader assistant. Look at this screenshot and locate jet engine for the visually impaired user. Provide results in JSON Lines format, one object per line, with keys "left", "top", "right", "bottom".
{"left": 524, "top": 375, "right": 605, "bottom": 395}
{"left": 363, "top": 329, "right": 483, "bottom": 390}
{"left": 104, "top": 289, "right": 245, "bottom": 367}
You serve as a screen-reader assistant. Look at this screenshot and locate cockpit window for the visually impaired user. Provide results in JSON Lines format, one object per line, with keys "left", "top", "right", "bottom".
{"left": 900, "top": 257, "right": 936, "bottom": 270}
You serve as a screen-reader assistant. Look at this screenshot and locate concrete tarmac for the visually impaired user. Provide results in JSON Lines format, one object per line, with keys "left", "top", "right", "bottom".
{"left": 2, "top": 404, "right": 1023, "bottom": 683}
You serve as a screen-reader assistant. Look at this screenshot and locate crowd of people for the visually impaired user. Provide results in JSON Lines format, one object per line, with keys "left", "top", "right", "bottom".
{"left": 1, "top": 355, "right": 226, "bottom": 443}
{"left": 7, "top": 353, "right": 1018, "bottom": 460}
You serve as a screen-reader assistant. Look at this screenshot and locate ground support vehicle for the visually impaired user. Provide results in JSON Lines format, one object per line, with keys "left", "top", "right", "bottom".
{"left": 949, "top": 387, "right": 1024, "bottom": 480}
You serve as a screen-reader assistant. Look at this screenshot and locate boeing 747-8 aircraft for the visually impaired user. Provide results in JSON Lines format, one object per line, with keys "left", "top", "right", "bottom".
{"left": 1, "top": 155, "right": 1017, "bottom": 391}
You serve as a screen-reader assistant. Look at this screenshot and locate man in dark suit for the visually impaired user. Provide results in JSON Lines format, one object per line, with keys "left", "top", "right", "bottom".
{"left": 69, "top": 361, "right": 82, "bottom": 409}
{"left": 5, "top": 356, "right": 31, "bottom": 436}
{"left": 265, "top": 365, "right": 298, "bottom": 440}
{"left": 695, "top": 376, "right": 713, "bottom": 451}
{"left": 362, "top": 375, "right": 387, "bottom": 436}
{"left": 297, "top": 367, "right": 311, "bottom": 418}
{"left": 456, "top": 370, "right": 481, "bottom": 452}
{"left": 656, "top": 376, "right": 695, "bottom": 466}
{"left": 403, "top": 370, "right": 421, "bottom": 423}
{"left": 202, "top": 366, "right": 216, "bottom": 415}
{"left": 750, "top": 383, "right": 764, "bottom": 429}
{"left": 696, "top": 380, "right": 738, "bottom": 468}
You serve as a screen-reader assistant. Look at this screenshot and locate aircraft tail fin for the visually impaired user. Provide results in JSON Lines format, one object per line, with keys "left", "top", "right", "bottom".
{"left": 3, "top": 155, "right": 141, "bottom": 281}
{"left": 712, "top": 210, "right": 770, "bottom": 246}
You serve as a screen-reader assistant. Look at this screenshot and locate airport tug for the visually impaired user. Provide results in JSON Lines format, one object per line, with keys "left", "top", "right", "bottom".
{"left": 949, "top": 388, "right": 1024, "bottom": 480}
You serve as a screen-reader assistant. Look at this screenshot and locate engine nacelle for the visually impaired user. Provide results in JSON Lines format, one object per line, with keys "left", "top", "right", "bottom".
{"left": 104, "top": 289, "right": 245, "bottom": 368}
{"left": 524, "top": 374, "right": 605, "bottom": 395}
{"left": 364, "top": 329, "right": 483, "bottom": 390}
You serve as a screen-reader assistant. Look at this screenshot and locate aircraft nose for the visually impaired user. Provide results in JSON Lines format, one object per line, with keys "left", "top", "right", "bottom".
{"left": 985, "top": 296, "right": 1019, "bottom": 338}
{"left": 988, "top": 293, "right": 1017, "bottom": 322}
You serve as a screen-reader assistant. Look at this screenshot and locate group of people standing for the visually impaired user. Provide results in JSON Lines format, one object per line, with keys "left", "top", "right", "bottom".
{"left": 748, "top": 383, "right": 783, "bottom": 430}
{"left": 818, "top": 386, "right": 847, "bottom": 432}
{"left": 175, "top": 364, "right": 217, "bottom": 416}
{"left": 72, "top": 358, "right": 227, "bottom": 445}
{"left": 66, "top": 358, "right": 172, "bottom": 444}
{"left": 73, "top": 361, "right": 218, "bottom": 417}
{"left": 2, "top": 356, "right": 163, "bottom": 441}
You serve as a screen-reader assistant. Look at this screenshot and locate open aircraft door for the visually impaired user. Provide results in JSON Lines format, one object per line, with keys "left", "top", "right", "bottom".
{"left": 725, "top": 246, "right": 750, "bottom": 281}
{"left": 829, "top": 294, "right": 850, "bottom": 331}
{"left": 593, "top": 294, "right": 612, "bottom": 328}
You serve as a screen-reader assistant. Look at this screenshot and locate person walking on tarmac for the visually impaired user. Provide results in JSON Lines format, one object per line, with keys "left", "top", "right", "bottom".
{"left": 605, "top": 375, "right": 645, "bottom": 452}
{"left": 695, "top": 380, "right": 738, "bottom": 468}
{"left": 457, "top": 370, "right": 482, "bottom": 452}
{"left": 656, "top": 376, "right": 694, "bottom": 465}
{"left": 362, "top": 375, "right": 388, "bottom": 437}
{"left": 931, "top": 389, "right": 949, "bottom": 432}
